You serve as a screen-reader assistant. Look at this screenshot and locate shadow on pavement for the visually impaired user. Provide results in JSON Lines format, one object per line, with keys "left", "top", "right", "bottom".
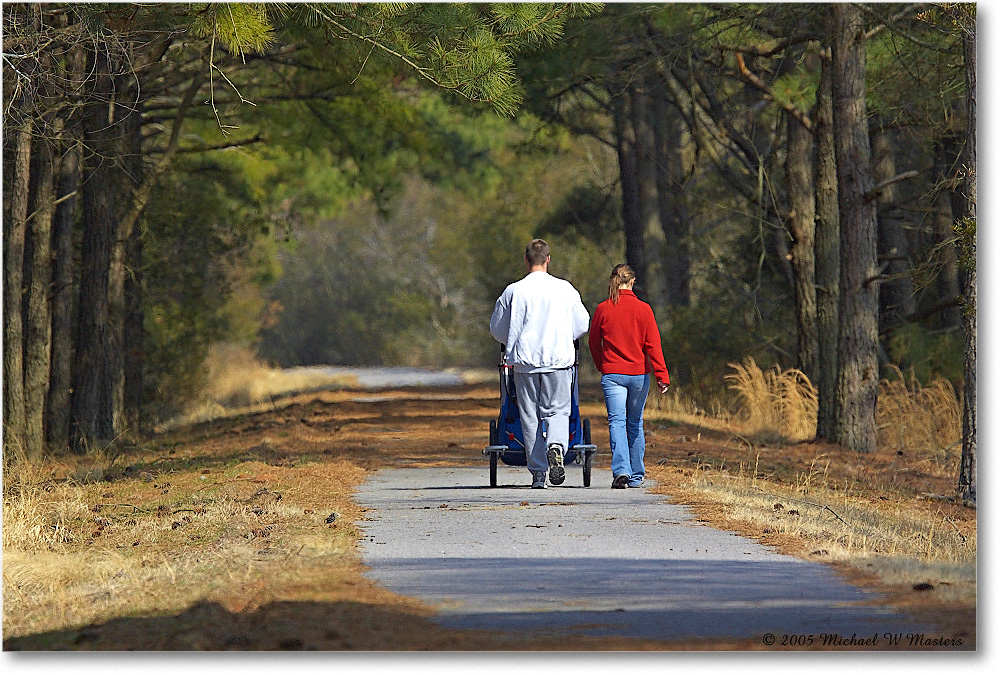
{"left": 365, "top": 556, "right": 929, "bottom": 643}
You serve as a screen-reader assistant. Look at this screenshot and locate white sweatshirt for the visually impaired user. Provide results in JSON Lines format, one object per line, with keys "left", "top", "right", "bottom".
{"left": 489, "top": 271, "right": 591, "bottom": 373}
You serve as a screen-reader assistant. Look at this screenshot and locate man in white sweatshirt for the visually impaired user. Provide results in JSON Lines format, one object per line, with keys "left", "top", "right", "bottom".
{"left": 490, "top": 239, "right": 591, "bottom": 488}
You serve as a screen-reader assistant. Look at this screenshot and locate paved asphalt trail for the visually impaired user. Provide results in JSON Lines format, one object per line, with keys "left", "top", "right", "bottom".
{"left": 356, "top": 466, "right": 926, "bottom": 644}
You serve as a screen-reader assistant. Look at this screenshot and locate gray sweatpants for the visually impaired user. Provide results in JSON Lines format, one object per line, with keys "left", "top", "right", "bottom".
{"left": 512, "top": 369, "right": 574, "bottom": 476}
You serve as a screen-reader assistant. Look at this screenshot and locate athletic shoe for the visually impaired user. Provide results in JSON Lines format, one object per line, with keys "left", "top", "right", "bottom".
{"left": 531, "top": 472, "right": 547, "bottom": 489}
{"left": 627, "top": 478, "right": 644, "bottom": 488}
{"left": 612, "top": 474, "right": 629, "bottom": 489}
{"left": 546, "top": 444, "right": 566, "bottom": 485}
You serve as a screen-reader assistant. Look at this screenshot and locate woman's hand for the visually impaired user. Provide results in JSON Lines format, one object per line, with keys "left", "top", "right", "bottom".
{"left": 657, "top": 381, "right": 669, "bottom": 394}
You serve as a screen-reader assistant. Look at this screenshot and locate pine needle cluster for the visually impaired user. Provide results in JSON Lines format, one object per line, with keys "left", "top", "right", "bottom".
{"left": 189, "top": 3, "right": 276, "bottom": 58}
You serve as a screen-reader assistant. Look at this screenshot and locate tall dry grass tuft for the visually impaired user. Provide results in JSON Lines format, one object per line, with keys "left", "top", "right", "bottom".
{"left": 203, "top": 343, "right": 285, "bottom": 408}
{"left": 724, "top": 357, "right": 817, "bottom": 445}
{"left": 721, "top": 358, "right": 960, "bottom": 457}
{"left": 877, "top": 365, "right": 962, "bottom": 465}
{"left": 167, "top": 343, "right": 358, "bottom": 427}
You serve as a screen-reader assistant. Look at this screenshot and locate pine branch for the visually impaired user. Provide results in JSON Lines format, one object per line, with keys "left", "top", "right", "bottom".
{"left": 733, "top": 52, "right": 812, "bottom": 132}
{"left": 307, "top": 4, "right": 520, "bottom": 115}
{"left": 717, "top": 34, "right": 816, "bottom": 58}
{"left": 146, "top": 133, "right": 264, "bottom": 155}
{"left": 120, "top": 72, "right": 205, "bottom": 240}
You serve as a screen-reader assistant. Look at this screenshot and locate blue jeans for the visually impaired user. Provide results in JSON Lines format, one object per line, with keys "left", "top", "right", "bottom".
{"left": 601, "top": 373, "right": 649, "bottom": 485}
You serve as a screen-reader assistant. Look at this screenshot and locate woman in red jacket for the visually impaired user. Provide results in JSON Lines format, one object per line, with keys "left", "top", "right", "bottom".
{"left": 588, "top": 264, "right": 670, "bottom": 489}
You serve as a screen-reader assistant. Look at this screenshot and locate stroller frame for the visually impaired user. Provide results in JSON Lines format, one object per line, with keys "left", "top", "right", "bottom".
{"left": 482, "top": 342, "right": 597, "bottom": 487}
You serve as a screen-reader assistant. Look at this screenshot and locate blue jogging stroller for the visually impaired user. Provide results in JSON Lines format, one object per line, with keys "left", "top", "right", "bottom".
{"left": 482, "top": 341, "right": 597, "bottom": 487}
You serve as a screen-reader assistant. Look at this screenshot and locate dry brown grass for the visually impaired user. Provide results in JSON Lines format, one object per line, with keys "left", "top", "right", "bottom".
{"left": 3, "top": 450, "right": 371, "bottom": 643}
{"left": 672, "top": 357, "right": 963, "bottom": 464}
{"left": 877, "top": 365, "right": 963, "bottom": 463}
{"left": 163, "top": 344, "right": 360, "bottom": 428}
{"left": 3, "top": 383, "right": 509, "bottom": 649}
{"left": 644, "top": 384, "right": 738, "bottom": 437}
{"left": 723, "top": 357, "right": 818, "bottom": 444}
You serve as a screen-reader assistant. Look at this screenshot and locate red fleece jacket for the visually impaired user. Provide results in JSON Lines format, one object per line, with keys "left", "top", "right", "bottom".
{"left": 588, "top": 289, "right": 670, "bottom": 385}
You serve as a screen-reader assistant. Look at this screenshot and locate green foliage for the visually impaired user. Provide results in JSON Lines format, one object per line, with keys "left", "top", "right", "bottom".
{"left": 128, "top": 0, "right": 969, "bottom": 421}
{"left": 188, "top": 3, "right": 276, "bottom": 57}
{"left": 139, "top": 3, "right": 611, "bottom": 408}
{"left": 538, "top": 183, "right": 621, "bottom": 250}
{"left": 918, "top": 4, "right": 975, "bottom": 37}
{"left": 300, "top": 2, "right": 602, "bottom": 117}
{"left": 886, "top": 324, "right": 965, "bottom": 386}
{"left": 771, "top": 61, "right": 819, "bottom": 112}
{"left": 214, "top": 36, "right": 525, "bottom": 212}
{"left": 659, "top": 303, "right": 790, "bottom": 409}
{"left": 141, "top": 152, "right": 282, "bottom": 419}
{"left": 255, "top": 95, "right": 618, "bottom": 370}
{"left": 954, "top": 216, "right": 976, "bottom": 275}
{"left": 865, "top": 10, "right": 965, "bottom": 127}
{"left": 689, "top": 5, "right": 776, "bottom": 50}
{"left": 258, "top": 215, "right": 414, "bottom": 366}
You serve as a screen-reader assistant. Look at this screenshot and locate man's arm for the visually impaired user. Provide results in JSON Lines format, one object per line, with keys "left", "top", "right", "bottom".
{"left": 489, "top": 292, "right": 510, "bottom": 344}
{"left": 570, "top": 290, "right": 590, "bottom": 340}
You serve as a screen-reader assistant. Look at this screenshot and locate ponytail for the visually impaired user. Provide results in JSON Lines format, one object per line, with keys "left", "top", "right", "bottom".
{"left": 608, "top": 264, "right": 636, "bottom": 304}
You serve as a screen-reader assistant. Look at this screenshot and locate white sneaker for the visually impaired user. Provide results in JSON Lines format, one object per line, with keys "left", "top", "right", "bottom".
{"left": 546, "top": 444, "right": 565, "bottom": 485}
{"left": 531, "top": 472, "right": 547, "bottom": 489}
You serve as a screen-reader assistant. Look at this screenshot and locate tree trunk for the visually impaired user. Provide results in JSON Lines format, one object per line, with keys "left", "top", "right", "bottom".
{"left": 652, "top": 93, "right": 691, "bottom": 308}
{"left": 932, "top": 138, "right": 961, "bottom": 330}
{"left": 47, "top": 139, "right": 81, "bottom": 450}
{"left": 2, "top": 119, "right": 32, "bottom": 454}
{"left": 814, "top": 47, "right": 840, "bottom": 441}
{"left": 72, "top": 49, "right": 119, "bottom": 452}
{"left": 611, "top": 79, "right": 648, "bottom": 297}
{"left": 831, "top": 3, "right": 879, "bottom": 454}
{"left": 872, "top": 124, "right": 915, "bottom": 334}
{"left": 957, "top": 14, "right": 976, "bottom": 504}
{"left": 106, "top": 110, "right": 133, "bottom": 439}
{"left": 785, "top": 111, "right": 819, "bottom": 386}
{"left": 631, "top": 82, "right": 662, "bottom": 304}
{"left": 120, "top": 97, "right": 145, "bottom": 431}
{"left": 23, "top": 131, "right": 59, "bottom": 461}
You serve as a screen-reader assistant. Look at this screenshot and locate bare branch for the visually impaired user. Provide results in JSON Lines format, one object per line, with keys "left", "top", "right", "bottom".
{"left": 718, "top": 34, "right": 815, "bottom": 59}
{"left": 120, "top": 72, "right": 206, "bottom": 239}
{"left": 866, "top": 170, "right": 919, "bottom": 201}
{"left": 146, "top": 132, "right": 264, "bottom": 155}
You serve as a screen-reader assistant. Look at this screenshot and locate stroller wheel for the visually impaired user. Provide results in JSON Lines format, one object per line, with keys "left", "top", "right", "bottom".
{"left": 489, "top": 420, "right": 499, "bottom": 487}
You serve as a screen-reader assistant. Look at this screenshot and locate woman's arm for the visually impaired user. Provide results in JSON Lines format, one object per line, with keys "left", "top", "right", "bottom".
{"left": 588, "top": 303, "right": 605, "bottom": 373}
{"left": 642, "top": 305, "right": 670, "bottom": 390}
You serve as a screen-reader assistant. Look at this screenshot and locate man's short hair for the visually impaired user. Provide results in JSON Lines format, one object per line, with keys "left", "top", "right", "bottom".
{"left": 525, "top": 239, "right": 550, "bottom": 266}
